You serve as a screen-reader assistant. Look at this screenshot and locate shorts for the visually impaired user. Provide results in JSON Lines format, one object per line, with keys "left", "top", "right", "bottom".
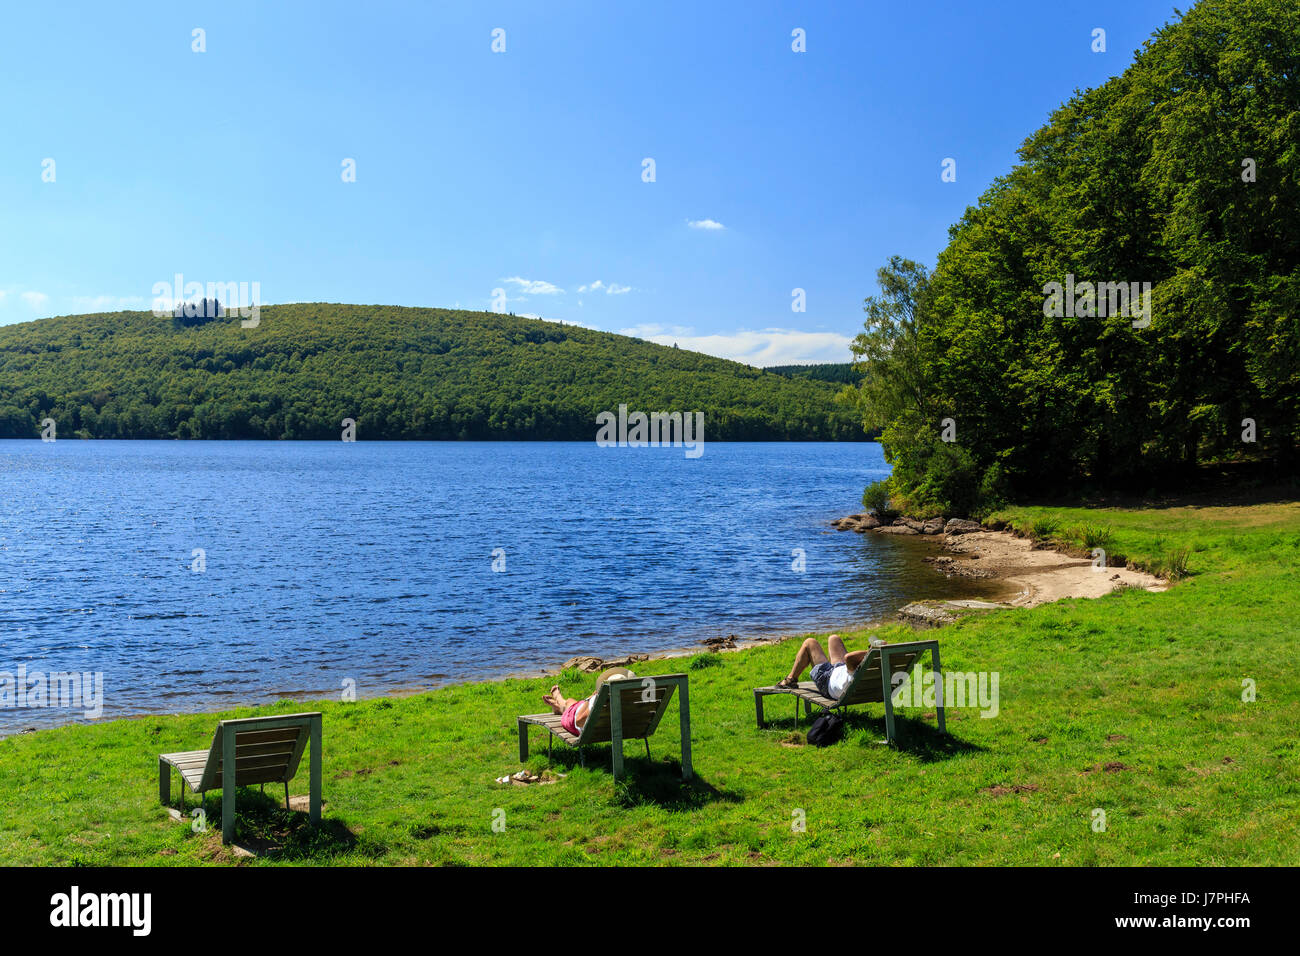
{"left": 811, "top": 661, "right": 848, "bottom": 700}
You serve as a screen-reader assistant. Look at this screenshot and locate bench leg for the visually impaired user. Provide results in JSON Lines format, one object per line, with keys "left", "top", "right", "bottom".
{"left": 610, "top": 686, "right": 625, "bottom": 783}
{"left": 881, "top": 658, "right": 897, "bottom": 746}
{"left": 309, "top": 714, "right": 322, "bottom": 826}
{"left": 679, "top": 679, "right": 692, "bottom": 781}
{"left": 158, "top": 758, "right": 170, "bottom": 806}
{"left": 518, "top": 719, "right": 529, "bottom": 762}
{"left": 754, "top": 691, "right": 765, "bottom": 728}
{"left": 931, "top": 645, "right": 947, "bottom": 734}
{"left": 222, "top": 730, "right": 237, "bottom": 844}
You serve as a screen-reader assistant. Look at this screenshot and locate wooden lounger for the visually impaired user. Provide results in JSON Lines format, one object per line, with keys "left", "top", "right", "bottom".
{"left": 518, "top": 674, "right": 692, "bottom": 782}
{"left": 158, "top": 712, "right": 322, "bottom": 843}
{"left": 753, "top": 640, "right": 945, "bottom": 745}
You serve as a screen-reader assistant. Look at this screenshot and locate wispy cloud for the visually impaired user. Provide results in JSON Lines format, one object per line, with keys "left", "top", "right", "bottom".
{"left": 618, "top": 324, "right": 851, "bottom": 366}
{"left": 500, "top": 276, "right": 564, "bottom": 295}
{"left": 687, "top": 218, "right": 725, "bottom": 231}
{"left": 577, "top": 279, "right": 634, "bottom": 295}
{"left": 20, "top": 291, "right": 49, "bottom": 308}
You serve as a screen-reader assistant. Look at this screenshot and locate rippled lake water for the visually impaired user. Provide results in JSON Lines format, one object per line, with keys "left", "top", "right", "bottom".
{"left": 0, "top": 440, "right": 1003, "bottom": 733}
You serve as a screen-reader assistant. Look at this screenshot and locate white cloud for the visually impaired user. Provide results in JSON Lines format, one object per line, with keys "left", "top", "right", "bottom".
{"left": 619, "top": 324, "right": 852, "bottom": 366}
{"left": 20, "top": 291, "right": 49, "bottom": 308}
{"left": 500, "top": 276, "right": 564, "bottom": 295}
{"left": 578, "top": 279, "right": 633, "bottom": 295}
{"left": 687, "top": 218, "right": 725, "bottom": 230}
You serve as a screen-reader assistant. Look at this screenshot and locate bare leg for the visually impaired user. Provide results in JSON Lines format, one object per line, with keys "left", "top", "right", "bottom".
{"left": 544, "top": 686, "right": 576, "bottom": 713}
{"left": 828, "top": 634, "right": 847, "bottom": 665}
{"left": 781, "top": 638, "right": 828, "bottom": 686}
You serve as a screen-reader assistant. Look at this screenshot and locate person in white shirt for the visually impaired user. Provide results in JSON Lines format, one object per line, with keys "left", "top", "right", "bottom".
{"left": 776, "top": 633, "right": 872, "bottom": 701}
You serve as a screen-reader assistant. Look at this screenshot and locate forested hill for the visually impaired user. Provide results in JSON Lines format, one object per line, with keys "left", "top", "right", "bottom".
{"left": 0, "top": 304, "right": 865, "bottom": 441}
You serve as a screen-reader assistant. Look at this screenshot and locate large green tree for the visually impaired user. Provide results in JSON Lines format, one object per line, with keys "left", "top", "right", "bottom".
{"left": 847, "top": 0, "right": 1299, "bottom": 512}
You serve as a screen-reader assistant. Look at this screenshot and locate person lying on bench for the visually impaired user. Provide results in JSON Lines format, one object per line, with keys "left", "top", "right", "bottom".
{"left": 542, "top": 684, "right": 598, "bottom": 737}
{"left": 776, "top": 634, "right": 874, "bottom": 700}
{"left": 541, "top": 667, "right": 635, "bottom": 737}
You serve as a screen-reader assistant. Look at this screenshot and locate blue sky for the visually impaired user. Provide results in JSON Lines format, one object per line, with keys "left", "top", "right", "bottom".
{"left": 0, "top": 0, "right": 1182, "bottom": 364}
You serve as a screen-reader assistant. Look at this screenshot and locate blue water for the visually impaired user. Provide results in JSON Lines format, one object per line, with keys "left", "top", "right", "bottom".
{"left": 0, "top": 441, "right": 998, "bottom": 733}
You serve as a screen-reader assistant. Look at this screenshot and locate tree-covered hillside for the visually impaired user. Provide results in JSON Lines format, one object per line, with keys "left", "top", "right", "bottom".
{"left": 0, "top": 304, "right": 864, "bottom": 441}
{"left": 765, "top": 363, "right": 863, "bottom": 385}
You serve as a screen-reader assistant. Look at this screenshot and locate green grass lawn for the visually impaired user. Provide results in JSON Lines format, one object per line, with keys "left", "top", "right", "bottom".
{"left": 2, "top": 500, "right": 1297, "bottom": 866}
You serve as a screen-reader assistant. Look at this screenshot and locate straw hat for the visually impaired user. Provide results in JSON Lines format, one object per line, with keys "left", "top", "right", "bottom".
{"left": 595, "top": 667, "right": 636, "bottom": 694}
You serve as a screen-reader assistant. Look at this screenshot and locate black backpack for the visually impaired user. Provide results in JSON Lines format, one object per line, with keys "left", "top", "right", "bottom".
{"left": 807, "top": 711, "right": 845, "bottom": 747}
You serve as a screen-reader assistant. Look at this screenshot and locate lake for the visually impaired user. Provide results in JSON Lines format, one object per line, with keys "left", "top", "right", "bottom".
{"left": 0, "top": 440, "right": 1001, "bottom": 733}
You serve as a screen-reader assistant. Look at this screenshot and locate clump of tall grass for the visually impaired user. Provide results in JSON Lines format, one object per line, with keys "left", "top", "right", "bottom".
{"left": 1030, "top": 516, "right": 1061, "bottom": 541}
{"left": 1150, "top": 547, "right": 1191, "bottom": 580}
{"left": 689, "top": 653, "right": 723, "bottom": 671}
{"left": 1080, "top": 524, "right": 1114, "bottom": 550}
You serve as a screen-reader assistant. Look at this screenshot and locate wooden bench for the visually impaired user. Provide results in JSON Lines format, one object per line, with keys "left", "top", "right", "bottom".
{"left": 754, "top": 640, "right": 945, "bottom": 745}
{"left": 518, "top": 674, "right": 692, "bottom": 782}
{"left": 159, "top": 712, "right": 322, "bottom": 843}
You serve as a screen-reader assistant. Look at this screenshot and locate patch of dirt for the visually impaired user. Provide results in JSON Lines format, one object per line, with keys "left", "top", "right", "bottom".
{"left": 1106, "top": 734, "right": 1129, "bottom": 741}
{"left": 1084, "top": 761, "right": 1130, "bottom": 774}
{"left": 982, "top": 784, "right": 1041, "bottom": 796}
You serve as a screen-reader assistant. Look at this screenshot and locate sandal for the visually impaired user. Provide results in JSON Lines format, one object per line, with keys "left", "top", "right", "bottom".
{"left": 776, "top": 676, "right": 799, "bottom": 689}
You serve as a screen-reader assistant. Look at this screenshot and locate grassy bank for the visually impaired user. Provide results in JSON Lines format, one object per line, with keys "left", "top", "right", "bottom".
{"left": 1, "top": 499, "right": 1297, "bottom": 866}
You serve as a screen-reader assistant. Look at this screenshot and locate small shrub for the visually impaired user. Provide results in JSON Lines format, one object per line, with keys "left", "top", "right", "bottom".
{"left": 862, "top": 478, "right": 893, "bottom": 517}
{"left": 689, "top": 654, "right": 723, "bottom": 671}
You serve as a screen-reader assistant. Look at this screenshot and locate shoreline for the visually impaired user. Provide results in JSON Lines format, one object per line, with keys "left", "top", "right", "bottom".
{"left": 1, "top": 518, "right": 1169, "bottom": 739}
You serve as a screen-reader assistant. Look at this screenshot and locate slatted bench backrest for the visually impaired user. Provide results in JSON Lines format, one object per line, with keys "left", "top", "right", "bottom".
{"left": 836, "top": 644, "right": 932, "bottom": 707}
{"left": 576, "top": 674, "right": 686, "bottom": 744}
{"left": 198, "top": 713, "right": 318, "bottom": 793}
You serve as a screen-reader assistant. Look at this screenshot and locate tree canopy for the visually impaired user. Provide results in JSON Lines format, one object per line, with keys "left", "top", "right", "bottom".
{"left": 842, "top": 0, "right": 1299, "bottom": 514}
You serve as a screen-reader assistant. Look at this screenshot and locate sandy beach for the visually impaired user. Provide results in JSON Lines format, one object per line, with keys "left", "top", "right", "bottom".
{"left": 934, "top": 529, "right": 1166, "bottom": 607}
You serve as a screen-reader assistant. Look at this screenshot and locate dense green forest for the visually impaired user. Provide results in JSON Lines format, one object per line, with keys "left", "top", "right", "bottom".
{"left": 0, "top": 304, "right": 864, "bottom": 441}
{"left": 764, "top": 363, "right": 862, "bottom": 385}
{"left": 841, "top": 0, "right": 1299, "bottom": 515}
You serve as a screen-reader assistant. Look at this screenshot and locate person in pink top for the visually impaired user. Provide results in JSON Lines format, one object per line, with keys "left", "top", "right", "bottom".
{"left": 543, "top": 685, "right": 599, "bottom": 736}
{"left": 542, "top": 667, "right": 635, "bottom": 736}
